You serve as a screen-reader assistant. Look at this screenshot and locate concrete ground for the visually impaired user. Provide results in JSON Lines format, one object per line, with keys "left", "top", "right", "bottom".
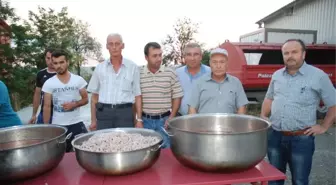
{"left": 16, "top": 94, "right": 335, "bottom": 185}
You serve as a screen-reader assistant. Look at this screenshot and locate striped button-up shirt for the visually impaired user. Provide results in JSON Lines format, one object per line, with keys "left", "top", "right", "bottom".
{"left": 140, "top": 65, "right": 184, "bottom": 114}
{"left": 87, "top": 58, "right": 141, "bottom": 104}
{"left": 265, "top": 62, "right": 336, "bottom": 131}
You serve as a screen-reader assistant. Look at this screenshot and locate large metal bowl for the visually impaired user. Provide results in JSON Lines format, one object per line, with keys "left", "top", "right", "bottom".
{"left": 71, "top": 128, "right": 163, "bottom": 176}
{"left": 167, "top": 113, "right": 271, "bottom": 172}
{"left": 0, "top": 124, "right": 72, "bottom": 182}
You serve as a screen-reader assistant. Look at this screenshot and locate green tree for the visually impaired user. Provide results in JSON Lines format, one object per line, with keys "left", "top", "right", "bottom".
{"left": 162, "top": 17, "right": 202, "bottom": 66}
{"left": 201, "top": 50, "right": 210, "bottom": 66}
{"left": 1, "top": 1, "right": 102, "bottom": 110}
{"left": 69, "top": 20, "right": 102, "bottom": 75}
{"left": 26, "top": 7, "right": 102, "bottom": 74}
{"left": 26, "top": 6, "right": 76, "bottom": 69}
{"left": 1, "top": 0, "right": 38, "bottom": 110}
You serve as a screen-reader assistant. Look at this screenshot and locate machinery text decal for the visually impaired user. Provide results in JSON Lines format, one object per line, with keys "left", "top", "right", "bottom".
{"left": 257, "top": 73, "right": 273, "bottom": 78}
{"left": 258, "top": 73, "right": 333, "bottom": 78}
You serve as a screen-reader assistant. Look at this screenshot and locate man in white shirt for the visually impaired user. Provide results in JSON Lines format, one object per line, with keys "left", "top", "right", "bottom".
{"left": 42, "top": 49, "right": 89, "bottom": 152}
{"left": 87, "top": 33, "right": 142, "bottom": 130}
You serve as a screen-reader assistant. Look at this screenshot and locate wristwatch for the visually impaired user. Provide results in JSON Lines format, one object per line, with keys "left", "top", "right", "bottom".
{"left": 136, "top": 118, "right": 143, "bottom": 122}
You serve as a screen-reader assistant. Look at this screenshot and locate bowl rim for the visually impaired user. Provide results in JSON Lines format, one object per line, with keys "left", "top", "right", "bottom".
{"left": 71, "top": 127, "right": 164, "bottom": 154}
{"left": 167, "top": 113, "right": 272, "bottom": 135}
{"left": 0, "top": 124, "right": 68, "bottom": 151}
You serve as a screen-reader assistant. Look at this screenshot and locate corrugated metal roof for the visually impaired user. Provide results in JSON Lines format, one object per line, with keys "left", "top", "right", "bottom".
{"left": 255, "top": 0, "right": 317, "bottom": 25}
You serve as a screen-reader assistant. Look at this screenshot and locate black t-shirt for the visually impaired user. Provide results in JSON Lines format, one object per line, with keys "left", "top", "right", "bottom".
{"left": 36, "top": 68, "right": 56, "bottom": 112}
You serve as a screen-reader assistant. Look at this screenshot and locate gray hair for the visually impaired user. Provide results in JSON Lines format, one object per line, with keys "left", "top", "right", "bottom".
{"left": 106, "top": 33, "right": 123, "bottom": 43}
{"left": 183, "top": 42, "right": 202, "bottom": 56}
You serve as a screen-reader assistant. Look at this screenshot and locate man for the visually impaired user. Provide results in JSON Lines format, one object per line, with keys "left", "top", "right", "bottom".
{"left": 87, "top": 33, "right": 142, "bottom": 130}
{"left": 29, "top": 48, "right": 57, "bottom": 124}
{"left": 0, "top": 80, "right": 22, "bottom": 128}
{"left": 140, "top": 42, "right": 183, "bottom": 148}
{"left": 42, "top": 49, "right": 89, "bottom": 152}
{"left": 176, "top": 43, "right": 210, "bottom": 116}
{"left": 188, "top": 48, "right": 248, "bottom": 114}
{"left": 260, "top": 39, "right": 336, "bottom": 185}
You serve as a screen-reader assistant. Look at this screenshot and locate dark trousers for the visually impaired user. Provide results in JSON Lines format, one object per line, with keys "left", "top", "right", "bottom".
{"left": 267, "top": 128, "right": 315, "bottom": 185}
{"left": 96, "top": 105, "right": 134, "bottom": 130}
{"left": 64, "top": 122, "right": 88, "bottom": 152}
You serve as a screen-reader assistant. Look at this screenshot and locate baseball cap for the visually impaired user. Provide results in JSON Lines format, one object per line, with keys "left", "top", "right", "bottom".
{"left": 210, "top": 48, "right": 229, "bottom": 57}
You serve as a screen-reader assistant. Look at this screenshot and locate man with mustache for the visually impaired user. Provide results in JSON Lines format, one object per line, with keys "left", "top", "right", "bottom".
{"left": 42, "top": 49, "right": 89, "bottom": 152}
{"left": 139, "top": 42, "right": 183, "bottom": 148}
{"left": 188, "top": 48, "right": 248, "bottom": 114}
{"left": 261, "top": 39, "right": 336, "bottom": 185}
{"left": 176, "top": 43, "right": 210, "bottom": 116}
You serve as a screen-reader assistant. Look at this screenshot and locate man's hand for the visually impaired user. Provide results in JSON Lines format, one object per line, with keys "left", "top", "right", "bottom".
{"left": 89, "top": 121, "right": 97, "bottom": 131}
{"left": 304, "top": 125, "right": 328, "bottom": 136}
{"left": 164, "top": 116, "right": 174, "bottom": 129}
{"left": 28, "top": 115, "right": 37, "bottom": 124}
{"left": 62, "top": 102, "right": 77, "bottom": 111}
{"left": 260, "top": 115, "right": 270, "bottom": 121}
{"left": 135, "top": 121, "right": 143, "bottom": 128}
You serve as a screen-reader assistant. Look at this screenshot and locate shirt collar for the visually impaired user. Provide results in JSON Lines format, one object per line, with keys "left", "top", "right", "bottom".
{"left": 283, "top": 61, "right": 307, "bottom": 76}
{"left": 184, "top": 64, "right": 207, "bottom": 73}
{"left": 205, "top": 72, "right": 230, "bottom": 82}
{"left": 105, "top": 57, "right": 129, "bottom": 67}
{"left": 144, "top": 64, "right": 165, "bottom": 74}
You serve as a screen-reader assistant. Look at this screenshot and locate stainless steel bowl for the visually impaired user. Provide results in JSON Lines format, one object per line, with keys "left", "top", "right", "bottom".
{"left": 167, "top": 113, "right": 271, "bottom": 172}
{"left": 0, "top": 124, "right": 72, "bottom": 181}
{"left": 71, "top": 128, "right": 163, "bottom": 176}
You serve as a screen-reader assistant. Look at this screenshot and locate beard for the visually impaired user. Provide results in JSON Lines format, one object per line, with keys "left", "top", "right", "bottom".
{"left": 57, "top": 69, "right": 67, "bottom": 75}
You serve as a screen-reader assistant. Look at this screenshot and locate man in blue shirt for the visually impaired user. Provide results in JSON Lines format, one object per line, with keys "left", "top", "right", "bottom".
{"left": 176, "top": 43, "right": 210, "bottom": 116}
{"left": 261, "top": 39, "right": 336, "bottom": 185}
{"left": 0, "top": 80, "right": 22, "bottom": 128}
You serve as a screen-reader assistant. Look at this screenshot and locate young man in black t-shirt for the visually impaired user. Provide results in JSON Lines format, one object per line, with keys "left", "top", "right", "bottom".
{"left": 29, "top": 48, "right": 57, "bottom": 124}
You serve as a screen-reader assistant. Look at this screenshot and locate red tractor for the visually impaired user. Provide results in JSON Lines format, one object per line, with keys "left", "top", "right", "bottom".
{"left": 219, "top": 41, "right": 335, "bottom": 119}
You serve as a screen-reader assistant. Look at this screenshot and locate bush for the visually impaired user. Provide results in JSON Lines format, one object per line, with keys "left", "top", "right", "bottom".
{"left": 2, "top": 65, "right": 38, "bottom": 111}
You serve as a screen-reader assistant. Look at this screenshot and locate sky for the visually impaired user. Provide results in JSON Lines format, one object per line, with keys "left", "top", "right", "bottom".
{"left": 8, "top": 0, "right": 293, "bottom": 66}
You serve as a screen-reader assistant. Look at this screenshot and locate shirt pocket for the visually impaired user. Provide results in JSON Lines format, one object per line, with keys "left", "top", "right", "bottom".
{"left": 122, "top": 77, "right": 133, "bottom": 92}
{"left": 200, "top": 88, "right": 215, "bottom": 102}
{"left": 297, "top": 85, "right": 316, "bottom": 105}
{"left": 222, "top": 90, "right": 236, "bottom": 109}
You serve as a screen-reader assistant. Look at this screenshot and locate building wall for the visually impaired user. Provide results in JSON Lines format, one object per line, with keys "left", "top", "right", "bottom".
{"left": 264, "top": 0, "right": 336, "bottom": 44}
{"left": 240, "top": 28, "right": 317, "bottom": 44}
{"left": 240, "top": 30, "right": 265, "bottom": 42}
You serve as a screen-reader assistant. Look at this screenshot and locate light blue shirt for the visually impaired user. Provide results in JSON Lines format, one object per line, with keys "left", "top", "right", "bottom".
{"left": 265, "top": 62, "right": 336, "bottom": 131}
{"left": 176, "top": 64, "right": 211, "bottom": 115}
{"left": 188, "top": 73, "right": 248, "bottom": 114}
{"left": 0, "top": 81, "right": 22, "bottom": 128}
{"left": 87, "top": 58, "right": 141, "bottom": 104}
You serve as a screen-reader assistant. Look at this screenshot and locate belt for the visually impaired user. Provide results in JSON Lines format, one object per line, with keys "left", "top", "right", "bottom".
{"left": 99, "top": 103, "right": 133, "bottom": 109}
{"left": 281, "top": 128, "right": 308, "bottom": 136}
{"left": 142, "top": 111, "right": 171, "bottom": 120}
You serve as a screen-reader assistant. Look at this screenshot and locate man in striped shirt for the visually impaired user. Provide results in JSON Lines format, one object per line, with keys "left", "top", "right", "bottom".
{"left": 140, "top": 42, "right": 183, "bottom": 148}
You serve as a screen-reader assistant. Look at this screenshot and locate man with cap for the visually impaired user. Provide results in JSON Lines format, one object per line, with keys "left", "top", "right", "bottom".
{"left": 188, "top": 48, "right": 248, "bottom": 114}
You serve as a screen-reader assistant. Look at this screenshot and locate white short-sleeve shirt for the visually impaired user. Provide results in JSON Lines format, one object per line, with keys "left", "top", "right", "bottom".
{"left": 42, "top": 73, "right": 87, "bottom": 125}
